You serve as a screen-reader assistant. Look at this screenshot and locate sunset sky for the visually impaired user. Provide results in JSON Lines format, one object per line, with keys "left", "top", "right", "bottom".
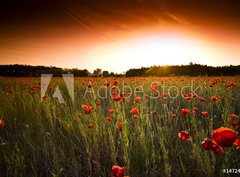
{"left": 1, "top": 0, "right": 240, "bottom": 73}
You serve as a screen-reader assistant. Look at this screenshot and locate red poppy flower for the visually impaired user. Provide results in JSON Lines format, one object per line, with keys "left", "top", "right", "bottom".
{"left": 225, "top": 82, "right": 236, "bottom": 88}
{"left": 88, "top": 124, "right": 94, "bottom": 128}
{"left": 113, "top": 79, "right": 119, "bottom": 86}
{"left": 41, "top": 95, "right": 47, "bottom": 100}
{"left": 112, "top": 93, "right": 121, "bottom": 102}
{"left": 112, "top": 86, "right": 117, "bottom": 90}
{"left": 98, "top": 86, "right": 104, "bottom": 90}
{"left": 118, "top": 122, "right": 122, "bottom": 131}
{"left": 105, "top": 117, "right": 112, "bottom": 122}
{"left": 233, "top": 138, "right": 240, "bottom": 149}
{"left": 31, "top": 85, "right": 41, "bottom": 89}
{"left": 104, "top": 81, "right": 110, "bottom": 87}
{"left": 151, "top": 111, "right": 157, "bottom": 116}
{"left": 199, "top": 97, "right": 206, "bottom": 102}
{"left": 212, "top": 127, "right": 238, "bottom": 147}
{"left": 130, "top": 108, "right": 139, "bottom": 115}
{"left": 201, "top": 138, "right": 214, "bottom": 150}
{"left": 230, "top": 121, "right": 238, "bottom": 128}
{"left": 211, "top": 96, "right": 219, "bottom": 102}
{"left": 0, "top": 119, "right": 4, "bottom": 128}
{"left": 212, "top": 144, "right": 223, "bottom": 156}
{"left": 178, "top": 131, "right": 190, "bottom": 141}
{"left": 201, "top": 111, "right": 208, "bottom": 117}
{"left": 134, "top": 96, "right": 141, "bottom": 103}
{"left": 185, "top": 97, "right": 191, "bottom": 101}
{"left": 231, "top": 114, "right": 239, "bottom": 119}
{"left": 111, "top": 165, "right": 125, "bottom": 177}
{"left": 135, "top": 87, "right": 142, "bottom": 91}
{"left": 181, "top": 109, "right": 190, "bottom": 115}
{"left": 193, "top": 107, "right": 199, "bottom": 113}
{"left": 81, "top": 104, "right": 93, "bottom": 114}
{"left": 161, "top": 92, "right": 168, "bottom": 98}
{"left": 192, "top": 93, "right": 198, "bottom": 98}
{"left": 144, "top": 94, "right": 149, "bottom": 99}
{"left": 151, "top": 84, "right": 158, "bottom": 90}
{"left": 108, "top": 108, "right": 114, "bottom": 114}
{"left": 95, "top": 101, "right": 101, "bottom": 105}
{"left": 88, "top": 82, "right": 93, "bottom": 88}
{"left": 7, "top": 90, "right": 14, "bottom": 93}
{"left": 171, "top": 114, "right": 177, "bottom": 118}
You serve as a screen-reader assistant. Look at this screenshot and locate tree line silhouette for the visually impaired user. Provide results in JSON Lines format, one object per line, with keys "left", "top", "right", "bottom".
{"left": 0, "top": 63, "right": 240, "bottom": 77}
{"left": 0, "top": 65, "right": 90, "bottom": 77}
{"left": 125, "top": 63, "right": 240, "bottom": 77}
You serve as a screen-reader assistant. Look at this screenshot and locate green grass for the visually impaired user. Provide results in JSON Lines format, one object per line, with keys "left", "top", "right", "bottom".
{"left": 0, "top": 77, "right": 239, "bottom": 177}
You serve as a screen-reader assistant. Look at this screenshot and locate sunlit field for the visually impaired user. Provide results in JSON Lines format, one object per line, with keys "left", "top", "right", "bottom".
{"left": 0, "top": 76, "right": 240, "bottom": 177}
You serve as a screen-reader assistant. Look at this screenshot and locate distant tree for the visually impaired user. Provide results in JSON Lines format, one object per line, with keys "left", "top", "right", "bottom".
{"left": 109, "top": 72, "right": 115, "bottom": 77}
{"left": 93, "top": 68, "right": 102, "bottom": 77}
{"left": 114, "top": 73, "right": 124, "bottom": 77}
{"left": 102, "top": 71, "right": 109, "bottom": 77}
{"left": 125, "top": 67, "right": 148, "bottom": 77}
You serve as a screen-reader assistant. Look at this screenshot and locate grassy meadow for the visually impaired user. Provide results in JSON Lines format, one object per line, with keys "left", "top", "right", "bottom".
{"left": 0, "top": 76, "right": 240, "bottom": 177}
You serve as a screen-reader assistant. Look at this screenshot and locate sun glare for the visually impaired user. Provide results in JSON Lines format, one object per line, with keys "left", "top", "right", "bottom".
{"left": 87, "top": 34, "right": 203, "bottom": 72}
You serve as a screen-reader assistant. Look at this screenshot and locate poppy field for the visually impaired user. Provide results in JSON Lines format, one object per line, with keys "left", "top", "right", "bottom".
{"left": 0, "top": 76, "right": 240, "bottom": 177}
